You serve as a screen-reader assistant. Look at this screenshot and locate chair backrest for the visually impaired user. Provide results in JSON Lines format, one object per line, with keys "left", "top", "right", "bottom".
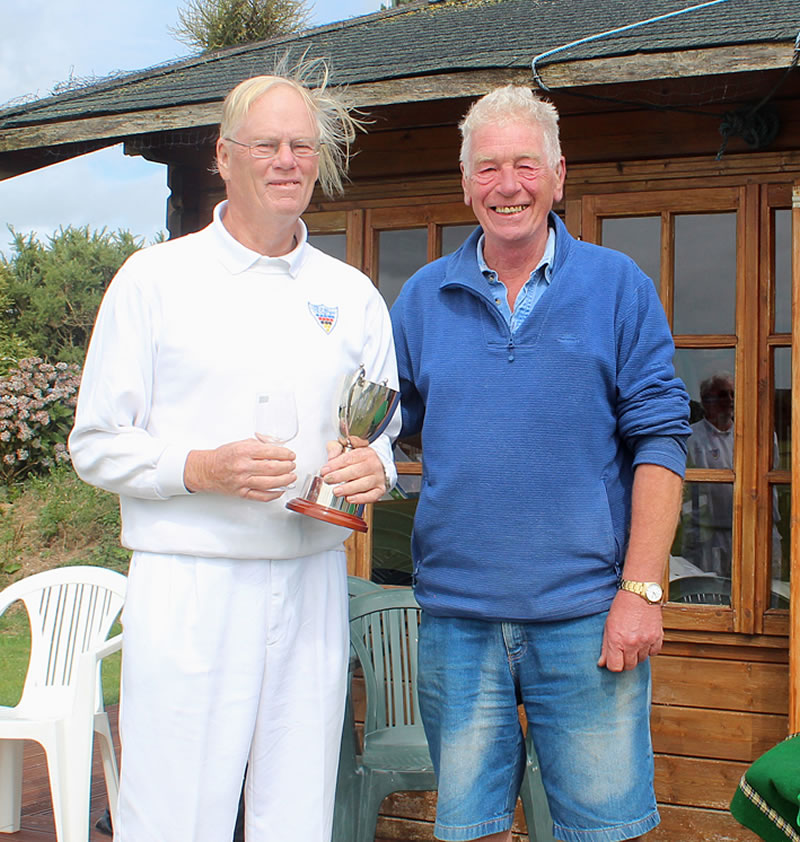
{"left": 348, "top": 587, "right": 423, "bottom": 737}
{"left": 347, "top": 576, "right": 383, "bottom": 598}
{"left": 668, "top": 575, "right": 731, "bottom": 605}
{"left": 0, "top": 565, "right": 126, "bottom": 711}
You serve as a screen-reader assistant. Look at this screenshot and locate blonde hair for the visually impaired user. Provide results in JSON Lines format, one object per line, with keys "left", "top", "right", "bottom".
{"left": 459, "top": 85, "right": 562, "bottom": 174}
{"left": 219, "top": 56, "right": 361, "bottom": 197}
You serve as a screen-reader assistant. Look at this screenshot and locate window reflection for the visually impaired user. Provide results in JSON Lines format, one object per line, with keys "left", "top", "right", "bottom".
{"left": 673, "top": 213, "right": 736, "bottom": 334}
{"left": 669, "top": 480, "right": 732, "bottom": 606}
{"left": 670, "top": 349, "right": 737, "bottom": 604}
{"left": 307, "top": 232, "right": 347, "bottom": 261}
{"left": 678, "top": 481, "right": 733, "bottom": 577}
{"left": 674, "top": 348, "right": 736, "bottom": 427}
{"left": 378, "top": 229, "right": 428, "bottom": 309}
{"left": 601, "top": 216, "right": 661, "bottom": 291}
{"left": 774, "top": 347, "right": 791, "bottom": 470}
{"left": 442, "top": 224, "right": 478, "bottom": 256}
{"left": 774, "top": 209, "right": 791, "bottom": 334}
{"left": 370, "top": 497, "right": 417, "bottom": 586}
{"left": 771, "top": 484, "right": 790, "bottom": 609}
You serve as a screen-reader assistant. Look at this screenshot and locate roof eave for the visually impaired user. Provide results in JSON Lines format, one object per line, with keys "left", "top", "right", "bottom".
{"left": 0, "top": 41, "right": 795, "bottom": 158}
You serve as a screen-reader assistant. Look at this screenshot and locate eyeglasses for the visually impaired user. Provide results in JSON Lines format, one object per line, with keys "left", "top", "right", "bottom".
{"left": 224, "top": 137, "right": 321, "bottom": 160}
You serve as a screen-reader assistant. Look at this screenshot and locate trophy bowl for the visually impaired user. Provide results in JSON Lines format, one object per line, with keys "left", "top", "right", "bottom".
{"left": 286, "top": 365, "right": 400, "bottom": 532}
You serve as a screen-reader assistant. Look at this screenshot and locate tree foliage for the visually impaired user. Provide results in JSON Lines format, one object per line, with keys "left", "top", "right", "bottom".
{"left": 0, "top": 226, "right": 143, "bottom": 366}
{"left": 0, "top": 274, "right": 33, "bottom": 376}
{"left": 171, "top": 0, "right": 311, "bottom": 52}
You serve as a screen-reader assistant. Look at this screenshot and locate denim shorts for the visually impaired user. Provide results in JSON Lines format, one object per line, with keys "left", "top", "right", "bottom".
{"left": 417, "top": 611, "right": 660, "bottom": 842}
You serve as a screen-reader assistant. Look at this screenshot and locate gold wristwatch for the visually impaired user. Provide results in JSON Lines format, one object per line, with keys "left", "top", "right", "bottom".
{"left": 619, "top": 579, "right": 664, "bottom": 605}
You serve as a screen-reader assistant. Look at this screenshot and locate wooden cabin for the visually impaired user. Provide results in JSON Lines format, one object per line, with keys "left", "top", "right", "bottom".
{"left": 2, "top": 0, "right": 799, "bottom": 838}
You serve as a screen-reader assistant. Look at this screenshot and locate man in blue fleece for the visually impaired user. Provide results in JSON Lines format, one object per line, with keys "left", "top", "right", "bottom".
{"left": 390, "top": 86, "right": 691, "bottom": 842}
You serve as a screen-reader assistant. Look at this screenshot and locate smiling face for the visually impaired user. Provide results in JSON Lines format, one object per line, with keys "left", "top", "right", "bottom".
{"left": 461, "top": 119, "right": 565, "bottom": 262}
{"left": 216, "top": 83, "right": 320, "bottom": 254}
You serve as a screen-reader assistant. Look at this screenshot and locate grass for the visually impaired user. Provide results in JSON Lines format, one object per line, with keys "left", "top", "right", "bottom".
{"left": 0, "top": 607, "right": 122, "bottom": 707}
{"left": 0, "top": 465, "right": 127, "bottom": 707}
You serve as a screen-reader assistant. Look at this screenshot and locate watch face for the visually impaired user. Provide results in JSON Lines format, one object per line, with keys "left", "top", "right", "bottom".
{"left": 645, "top": 583, "right": 663, "bottom": 603}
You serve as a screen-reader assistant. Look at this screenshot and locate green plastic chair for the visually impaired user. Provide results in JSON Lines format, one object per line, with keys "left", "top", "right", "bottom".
{"left": 347, "top": 575, "right": 383, "bottom": 597}
{"left": 332, "top": 586, "right": 556, "bottom": 842}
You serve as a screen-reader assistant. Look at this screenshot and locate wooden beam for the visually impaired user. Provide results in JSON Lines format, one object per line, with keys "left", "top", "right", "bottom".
{"left": 534, "top": 42, "right": 796, "bottom": 89}
{"left": 0, "top": 41, "right": 794, "bottom": 155}
{"left": 790, "top": 180, "right": 800, "bottom": 731}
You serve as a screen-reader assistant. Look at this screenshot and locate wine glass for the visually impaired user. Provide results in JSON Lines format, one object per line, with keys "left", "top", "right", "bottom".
{"left": 254, "top": 390, "right": 298, "bottom": 445}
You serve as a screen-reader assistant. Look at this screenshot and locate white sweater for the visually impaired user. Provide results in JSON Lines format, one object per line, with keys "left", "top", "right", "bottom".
{"left": 69, "top": 204, "right": 400, "bottom": 560}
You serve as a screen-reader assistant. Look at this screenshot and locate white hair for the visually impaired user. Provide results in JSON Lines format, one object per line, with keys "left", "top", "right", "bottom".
{"left": 459, "top": 85, "right": 562, "bottom": 174}
{"left": 218, "top": 55, "right": 362, "bottom": 197}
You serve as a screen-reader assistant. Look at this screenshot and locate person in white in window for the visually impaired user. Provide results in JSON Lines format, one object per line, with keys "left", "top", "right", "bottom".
{"left": 685, "top": 371, "right": 782, "bottom": 583}
{"left": 685, "top": 372, "right": 735, "bottom": 575}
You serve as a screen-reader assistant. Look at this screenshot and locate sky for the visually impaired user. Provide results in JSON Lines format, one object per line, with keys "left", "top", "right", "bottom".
{"left": 0, "top": 0, "right": 379, "bottom": 253}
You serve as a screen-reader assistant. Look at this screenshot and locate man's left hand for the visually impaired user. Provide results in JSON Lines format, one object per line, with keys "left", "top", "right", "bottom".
{"left": 319, "top": 442, "right": 388, "bottom": 504}
{"left": 597, "top": 589, "right": 663, "bottom": 672}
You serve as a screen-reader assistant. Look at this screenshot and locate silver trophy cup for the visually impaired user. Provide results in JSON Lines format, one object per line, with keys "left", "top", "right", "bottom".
{"left": 286, "top": 365, "right": 400, "bottom": 532}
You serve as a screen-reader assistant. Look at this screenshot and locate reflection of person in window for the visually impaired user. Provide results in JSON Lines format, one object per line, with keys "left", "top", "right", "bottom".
{"left": 685, "top": 373, "right": 782, "bottom": 580}
{"left": 684, "top": 373, "right": 735, "bottom": 575}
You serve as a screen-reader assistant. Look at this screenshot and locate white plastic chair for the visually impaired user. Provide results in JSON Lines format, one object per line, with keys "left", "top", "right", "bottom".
{"left": 0, "top": 565, "right": 126, "bottom": 841}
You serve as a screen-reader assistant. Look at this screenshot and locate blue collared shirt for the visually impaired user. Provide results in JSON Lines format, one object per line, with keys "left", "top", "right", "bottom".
{"left": 476, "top": 225, "right": 556, "bottom": 334}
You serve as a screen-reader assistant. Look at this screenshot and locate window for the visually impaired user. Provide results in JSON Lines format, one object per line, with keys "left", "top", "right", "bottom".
{"left": 584, "top": 184, "right": 793, "bottom": 634}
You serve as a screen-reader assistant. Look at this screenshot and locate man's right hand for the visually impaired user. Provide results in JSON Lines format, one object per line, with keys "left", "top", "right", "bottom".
{"left": 183, "top": 439, "right": 296, "bottom": 502}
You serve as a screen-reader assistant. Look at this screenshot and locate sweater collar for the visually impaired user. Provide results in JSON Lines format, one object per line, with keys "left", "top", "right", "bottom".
{"left": 209, "top": 201, "right": 308, "bottom": 277}
{"left": 441, "top": 212, "right": 572, "bottom": 295}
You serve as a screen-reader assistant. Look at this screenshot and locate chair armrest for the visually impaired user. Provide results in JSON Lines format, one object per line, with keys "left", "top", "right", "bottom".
{"left": 95, "top": 633, "right": 123, "bottom": 662}
{"left": 71, "top": 632, "right": 123, "bottom": 719}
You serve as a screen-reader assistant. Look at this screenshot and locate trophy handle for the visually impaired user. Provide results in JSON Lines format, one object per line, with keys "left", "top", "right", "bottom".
{"left": 340, "top": 364, "right": 367, "bottom": 447}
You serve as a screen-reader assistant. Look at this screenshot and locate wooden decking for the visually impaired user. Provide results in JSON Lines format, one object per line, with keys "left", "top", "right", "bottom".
{"left": 9, "top": 704, "right": 119, "bottom": 842}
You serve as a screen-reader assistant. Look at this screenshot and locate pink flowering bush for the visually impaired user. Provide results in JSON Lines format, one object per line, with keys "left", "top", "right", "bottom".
{"left": 0, "top": 357, "right": 81, "bottom": 485}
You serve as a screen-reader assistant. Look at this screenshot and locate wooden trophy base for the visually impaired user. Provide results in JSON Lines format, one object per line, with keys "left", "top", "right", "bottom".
{"left": 285, "top": 497, "right": 368, "bottom": 533}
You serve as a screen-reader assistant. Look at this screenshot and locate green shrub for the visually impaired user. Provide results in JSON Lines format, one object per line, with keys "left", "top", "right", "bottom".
{"left": 0, "top": 226, "right": 142, "bottom": 365}
{"left": 0, "top": 271, "right": 33, "bottom": 375}
{"left": 0, "top": 358, "right": 81, "bottom": 485}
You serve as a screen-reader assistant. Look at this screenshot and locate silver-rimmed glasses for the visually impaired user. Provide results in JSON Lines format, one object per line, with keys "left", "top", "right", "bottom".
{"left": 224, "top": 137, "right": 321, "bottom": 160}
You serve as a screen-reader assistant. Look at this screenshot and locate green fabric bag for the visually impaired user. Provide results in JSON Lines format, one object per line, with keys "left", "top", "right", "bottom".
{"left": 730, "top": 733, "right": 800, "bottom": 842}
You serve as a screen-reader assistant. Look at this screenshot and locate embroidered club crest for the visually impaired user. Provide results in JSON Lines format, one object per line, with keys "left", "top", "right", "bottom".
{"left": 309, "top": 302, "right": 338, "bottom": 334}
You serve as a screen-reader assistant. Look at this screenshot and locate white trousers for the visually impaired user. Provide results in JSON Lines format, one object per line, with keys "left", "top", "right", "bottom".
{"left": 114, "top": 549, "right": 349, "bottom": 842}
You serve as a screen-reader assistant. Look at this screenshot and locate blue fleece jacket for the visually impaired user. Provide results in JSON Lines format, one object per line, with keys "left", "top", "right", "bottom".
{"left": 390, "top": 214, "right": 691, "bottom": 622}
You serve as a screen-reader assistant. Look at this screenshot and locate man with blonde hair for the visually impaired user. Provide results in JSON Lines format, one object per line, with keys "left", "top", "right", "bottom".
{"left": 70, "top": 63, "right": 399, "bottom": 842}
{"left": 391, "top": 85, "right": 690, "bottom": 842}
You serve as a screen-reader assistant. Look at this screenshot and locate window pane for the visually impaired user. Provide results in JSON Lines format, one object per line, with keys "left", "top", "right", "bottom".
{"left": 601, "top": 216, "right": 661, "bottom": 292}
{"left": 308, "top": 232, "right": 346, "bottom": 261}
{"left": 371, "top": 498, "right": 417, "bottom": 585}
{"left": 770, "top": 484, "right": 790, "bottom": 609}
{"left": 442, "top": 224, "right": 477, "bottom": 256}
{"left": 673, "top": 213, "right": 736, "bottom": 334}
{"left": 674, "top": 348, "right": 736, "bottom": 430}
{"left": 774, "top": 347, "right": 791, "bottom": 470}
{"left": 675, "top": 481, "right": 733, "bottom": 576}
{"left": 378, "top": 229, "right": 428, "bottom": 309}
{"left": 775, "top": 209, "right": 791, "bottom": 334}
{"left": 672, "top": 349, "right": 736, "bottom": 605}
